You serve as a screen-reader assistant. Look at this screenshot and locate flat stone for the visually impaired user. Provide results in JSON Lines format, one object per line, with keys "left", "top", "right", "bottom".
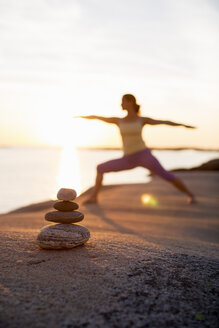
{"left": 36, "top": 224, "right": 90, "bottom": 249}
{"left": 53, "top": 201, "right": 79, "bottom": 212}
{"left": 45, "top": 211, "right": 84, "bottom": 223}
{"left": 57, "top": 188, "right": 77, "bottom": 201}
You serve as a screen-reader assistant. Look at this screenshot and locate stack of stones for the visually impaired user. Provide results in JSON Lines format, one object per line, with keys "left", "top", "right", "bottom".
{"left": 37, "top": 188, "right": 90, "bottom": 249}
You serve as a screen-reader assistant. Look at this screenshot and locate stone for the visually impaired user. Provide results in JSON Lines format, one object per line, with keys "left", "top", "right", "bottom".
{"left": 57, "top": 188, "right": 77, "bottom": 201}
{"left": 53, "top": 201, "right": 79, "bottom": 212}
{"left": 36, "top": 224, "right": 90, "bottom": 249}
{"left": 45, "top": 211, "right": 84, "bottom": 223}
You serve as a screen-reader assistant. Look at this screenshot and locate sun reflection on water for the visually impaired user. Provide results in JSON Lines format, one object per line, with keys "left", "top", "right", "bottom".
{"left": 56, "top": 144, "right": 81, "bottom": 197}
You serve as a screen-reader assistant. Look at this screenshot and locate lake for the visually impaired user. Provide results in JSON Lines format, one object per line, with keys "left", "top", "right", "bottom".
{"left": 0, "top": 147, "right": 218, "bottom": 213}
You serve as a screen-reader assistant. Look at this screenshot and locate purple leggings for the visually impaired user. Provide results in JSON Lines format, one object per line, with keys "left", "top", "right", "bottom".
{"left": 97, "top": 148, "right": 175, "bottom": 181}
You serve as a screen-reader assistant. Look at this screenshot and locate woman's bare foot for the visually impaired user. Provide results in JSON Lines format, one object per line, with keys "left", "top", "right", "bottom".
{"left": 187, "top": 195, "right": 197, "bottom": 204}
{"left": 83, "top": 196, "right": 98, "bottom": 204}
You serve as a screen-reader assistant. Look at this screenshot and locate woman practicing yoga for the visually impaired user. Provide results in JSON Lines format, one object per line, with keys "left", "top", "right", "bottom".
{"left": 80, "top": 94, "right": 196, "bottom": 204}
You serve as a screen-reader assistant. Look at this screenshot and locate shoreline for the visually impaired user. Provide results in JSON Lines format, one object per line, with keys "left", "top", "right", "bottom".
{"left": 3, "top": 167, "right": 219, "bottom": 216}
{"left": 77, "top": 146, "right": 219, "bottom": 152}
{"left": 1, "top": 149, "right": 218, "bottom": 215}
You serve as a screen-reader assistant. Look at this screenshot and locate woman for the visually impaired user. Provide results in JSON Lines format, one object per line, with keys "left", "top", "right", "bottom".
{"left": 80, "top": 94, "right": 196, "bottom": 204}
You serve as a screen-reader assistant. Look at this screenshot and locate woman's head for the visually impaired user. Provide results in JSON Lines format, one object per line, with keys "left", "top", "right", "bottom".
{"left": 121, "top": 94, "right": 140, "bottom": 114}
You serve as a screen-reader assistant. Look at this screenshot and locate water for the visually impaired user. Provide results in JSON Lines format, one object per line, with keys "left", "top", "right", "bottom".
{"left": 0, "top": 147, "right": 218, "bottom": 213}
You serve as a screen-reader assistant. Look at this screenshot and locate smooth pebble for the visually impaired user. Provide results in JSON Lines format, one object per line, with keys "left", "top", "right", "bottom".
{"left": 45, "top": 211, "right": 84, "bottom": 223}
{"left": 37, "top": 224, "right": 90, "bottom": 249}
{"left": 53, "top": 201, "right": 79, "bottom": 212}
{"left": 57, "top": 188, "right": 77, "bottom": 201}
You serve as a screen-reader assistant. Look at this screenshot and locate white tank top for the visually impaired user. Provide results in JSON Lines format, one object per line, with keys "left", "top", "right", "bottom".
{"left": 119, "top": 119, "right": 146, "bottom": 155}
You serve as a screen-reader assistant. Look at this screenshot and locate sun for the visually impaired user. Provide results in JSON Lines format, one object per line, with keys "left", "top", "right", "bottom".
{"left": 36, "top": 116, "right": 105, "bottom": 148}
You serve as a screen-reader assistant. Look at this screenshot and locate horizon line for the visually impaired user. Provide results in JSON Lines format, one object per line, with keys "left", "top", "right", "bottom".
{"left": 0, "top": 145, "right": 219, "bottom": 152}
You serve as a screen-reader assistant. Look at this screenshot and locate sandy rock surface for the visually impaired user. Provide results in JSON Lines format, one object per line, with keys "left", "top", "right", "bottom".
{"left": 0, "top": 172, "right": 218, "bottom": 328}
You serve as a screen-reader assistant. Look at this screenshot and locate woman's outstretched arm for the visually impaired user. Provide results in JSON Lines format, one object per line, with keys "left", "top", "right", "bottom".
{"left": 74, "top": 115, "right": 119, "bottom": 124}
{"left": 142, "top": 117, "right": 196, "bottom": 129}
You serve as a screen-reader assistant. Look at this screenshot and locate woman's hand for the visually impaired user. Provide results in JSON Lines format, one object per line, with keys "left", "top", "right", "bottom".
{"left": 142, "top": 117, "right": 197, "bottom": 129}
{"left": 183, "top": 124, "right": 196, "bottom": 129}
{"left": 73, "top": 115, "right": 119, "bottom": 124}
{"left": 73, "top": 115, "right": 97, "bottom": 119}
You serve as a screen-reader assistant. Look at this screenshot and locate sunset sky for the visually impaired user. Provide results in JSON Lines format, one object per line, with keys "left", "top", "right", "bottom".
{"left": 0, "top": 0, "right": 219, "bottom": 149}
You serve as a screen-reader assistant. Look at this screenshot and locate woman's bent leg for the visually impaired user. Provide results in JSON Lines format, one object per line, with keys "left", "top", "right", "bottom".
{"left": 83, "top": 171, "right": 103, "bottom": 204}
{"left": 83, "top": 155, "right": 134, "bottom": 204}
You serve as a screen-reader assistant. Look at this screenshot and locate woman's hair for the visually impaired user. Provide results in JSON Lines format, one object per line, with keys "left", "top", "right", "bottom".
{"left": 123, "top": 94, "right": 140, "bottom": 113}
